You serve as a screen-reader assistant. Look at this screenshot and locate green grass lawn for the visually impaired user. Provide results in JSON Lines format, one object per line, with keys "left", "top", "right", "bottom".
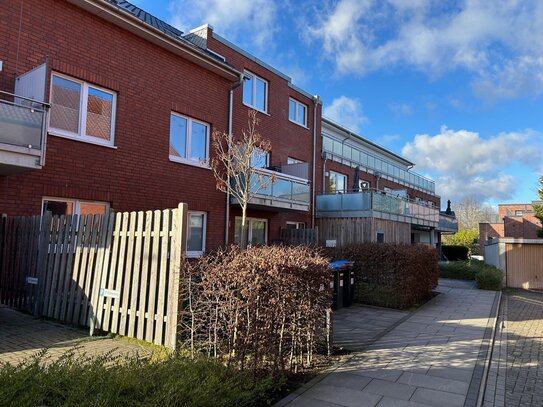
{"left": 0, "top": 350, "right": 284, "bottom": 407}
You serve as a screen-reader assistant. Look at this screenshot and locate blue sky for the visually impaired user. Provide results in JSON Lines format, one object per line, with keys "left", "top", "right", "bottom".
{"left": 134, "top": 0, "right": 542, "bottom": 208}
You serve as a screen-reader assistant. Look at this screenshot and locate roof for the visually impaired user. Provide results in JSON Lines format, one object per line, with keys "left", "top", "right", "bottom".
{"left": 102, "top": 0, "right": 236, "bottom": 66}
{"left": 105, "top": 0, "right": 183, "bottom": 39}
{"left": 322, "top": 116, "right": 414, "bottom": 167}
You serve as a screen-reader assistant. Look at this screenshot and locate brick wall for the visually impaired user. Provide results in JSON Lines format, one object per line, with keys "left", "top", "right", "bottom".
{"left": 206, "top": 28, "right": 320, "bottom": 239}
{"left": 0, "top": 0, "right": 233, "bottom": 249}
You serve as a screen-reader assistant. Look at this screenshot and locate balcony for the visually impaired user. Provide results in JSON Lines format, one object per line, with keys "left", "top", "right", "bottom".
{"left": 230, "top": 167, "right": 311, "bottom": 212}
{"left": 438, "top": 213, "right": 459, "bottom": 233}
{"left": 0, "top": 91, "right": 48, "bottom": 175}
{"left": 316, "top": 190, "right": 439, "bottom": 227}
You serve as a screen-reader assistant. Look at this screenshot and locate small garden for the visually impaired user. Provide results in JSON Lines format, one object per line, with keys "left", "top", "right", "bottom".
{"left": 1, "top": 242, "right": 443, "bottom": 406}
{"left": 439, "top": 258, "right": 503, "bottom": 291}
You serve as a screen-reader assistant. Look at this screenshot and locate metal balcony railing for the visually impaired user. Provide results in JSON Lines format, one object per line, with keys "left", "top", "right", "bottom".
{"left": 316, "top": 189, "right": 440, "bottom": 226}
{"left": 438, "top": 213, "right": 459, "bottom": 233}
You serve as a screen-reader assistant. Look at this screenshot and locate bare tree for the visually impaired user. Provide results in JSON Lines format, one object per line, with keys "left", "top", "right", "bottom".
{"left": 453, "top": 196, "right": 496, "bottom": 230}
{"left": 211, "top": 110, "right": 274, "bottom": 248}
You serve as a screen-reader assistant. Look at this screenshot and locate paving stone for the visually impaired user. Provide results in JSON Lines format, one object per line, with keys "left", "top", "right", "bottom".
{"left": 410, "top": 388, "right": 465, "bottom": 407}
{"left": 377, "top": 397, "right": 434, "bottom": 407}
{"left": 303, "top": 384, "right": 383, "bottom": 407}
{"left": 397, "top": 372, "right": 469, "bottom": 395}
{"left": 320, "top": 371, "right": 373, "bottom": 390}
{"left": 363, "top": 379, "right": 416, "bottom": 400}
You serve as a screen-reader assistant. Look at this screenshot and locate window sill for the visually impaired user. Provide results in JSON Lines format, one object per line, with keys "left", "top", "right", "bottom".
{"left": 242, "top": 103, "right": 270, "bottom": 116}
{"left": 169, "top": 156, "right": 211, "bottom": 169}
{"left": 288, "top": 119, "right": 309, "bottom": 130}
{"left": 49, "top": 131, "right": 117, "bottom": 149}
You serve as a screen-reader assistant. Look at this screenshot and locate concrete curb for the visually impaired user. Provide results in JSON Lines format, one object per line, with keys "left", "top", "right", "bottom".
{"left": 464, "top": 290, "right": 502, "bottom": 407}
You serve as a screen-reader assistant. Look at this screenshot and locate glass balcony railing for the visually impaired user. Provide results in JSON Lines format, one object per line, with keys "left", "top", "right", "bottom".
{"left": 231, "top": 168, "right": 310, "bottom": 210}
{"left": 0, "top": 91, "right": 47, "bottom": 152}
{"left": 316, "top": 190, "right": 439, "bottom": 225}
{"left": 438, "top": 213, "right": 459, "bottom": 233}
{"left": 322, "top": 133, "right": 436, "bottom": 194}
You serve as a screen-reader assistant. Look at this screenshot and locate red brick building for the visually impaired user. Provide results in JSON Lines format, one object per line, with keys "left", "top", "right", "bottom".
{"left": 480, "top": 202, "right": 542, "bottom": 256}
{"left": 0, "top": 0, "right": 240, "bottom": 255}
{"left": 1, "top": 0, "right": 455, "bottom": 254}
{"left": 184, "top": 24, "right": 321, "bottom": 245}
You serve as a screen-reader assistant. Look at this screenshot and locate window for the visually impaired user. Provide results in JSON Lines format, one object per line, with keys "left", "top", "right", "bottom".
{"left": 515, "top": 210, "right": 523, "bottom": 216}
{"left": 289, "top": 98, "right": 307, "bottom": 126}
{"left": 329, "top": 171, "right": 347, "bottom": 194}
{"left": 286, "top": 222, "right": 305, "bottom": 230}
{"left": 42, "top": 198, "right": 109, "bottom": 216}
{"left": 234, "top": 217, "right": 267, "bottom": 246}
{"left": 243, "top": 71, "right": 267, "bottom": 112}
{"left": 251, "top": 148, "right": 269, "bottom": 168}
{"left": 376, "top": 232, "right": 385, "bottom": 243}
{"left": 169, "top": 113, "right": 210, "bottom": 167}
{"left": 186, "top": 212, "right": 206, "bottom": 257}
{"left": 287, "top": 157, "right": 304, "bottom": 164}
{"left": 49, "top": 74, "right": 116, "bottom": 145}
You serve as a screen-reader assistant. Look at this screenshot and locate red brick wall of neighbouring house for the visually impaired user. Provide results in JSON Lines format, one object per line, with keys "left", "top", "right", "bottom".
{"left": 479, "top": 223, "right": 505, "bottom": 256}
{"left": 0, "top": 0, "right": 233, "bottom": 249}
{"left": 498, "top": 204, "right": 534, "bottom": 218}
{"left": 206, "top": 28, "right": 322, "bottom": 239}
{"left": 504, "top": 213, "right": 541, "bottom": 239}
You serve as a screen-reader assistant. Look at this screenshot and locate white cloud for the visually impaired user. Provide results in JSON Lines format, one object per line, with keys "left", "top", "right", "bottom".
{"left": 389, "top": 103, "right": 412, "bottom": 117}
{"left": 307, "top": 0, "right": 543, "bottom": 100}
{"left": 401, "top": 127, "right": 543, "bottom": 202}
{"left": 168, "top": 0, "right": 277, "bottom": 50}
{"left": 323, "top": 96, "right": 368, "bottom": 133}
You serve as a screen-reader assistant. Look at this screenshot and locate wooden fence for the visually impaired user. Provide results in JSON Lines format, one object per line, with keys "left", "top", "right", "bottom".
{"left": 279, "top": 227, "right": 318, "bottom": 246}
{"left": 0, "top": 204, "right": 187, "bottom": 349}
{"left": 316, "top": 217, "right": 411, "bottom": 247}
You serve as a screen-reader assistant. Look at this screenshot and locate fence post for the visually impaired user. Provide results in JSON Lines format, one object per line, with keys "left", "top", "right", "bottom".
{"left": 34, "top": 213, "right": 51, "bottom": 317}
{"left": 165, "top": 203, "right": 187, "bottom": 349}
{"left": 89, "top": 210, "right": 113, "bottom": 336}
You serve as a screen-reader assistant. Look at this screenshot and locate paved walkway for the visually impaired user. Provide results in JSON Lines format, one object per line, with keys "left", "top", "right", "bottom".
{"left": 484, "top": 289, "right": 543, "bottom": 407}
{"left": 0, "top": 305, "right": 150, "bottom": 365}
{"left": 279, "top": 281, "right": 499, "bottom": 407}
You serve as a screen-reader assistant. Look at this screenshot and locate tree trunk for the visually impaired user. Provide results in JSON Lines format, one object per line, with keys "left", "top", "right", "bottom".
{"left": 241, "top": 205, "right": 249, "bottom": 249}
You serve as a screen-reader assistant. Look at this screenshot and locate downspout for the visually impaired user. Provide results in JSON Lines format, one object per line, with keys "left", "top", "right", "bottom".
{"left": 224, "top": 73, "right": 244, "bottom": 245}
{"left": 311, "top": 95, "right": 319, "bottom": 229}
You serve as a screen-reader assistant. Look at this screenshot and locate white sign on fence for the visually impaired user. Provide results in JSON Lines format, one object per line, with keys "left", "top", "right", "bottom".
{"left": 326, "top": 240, "right": 337, "bottom": 248}
{"left": 25, "top": 276, "right": 38, "bottom": 285}
{"left": 99, "top": 288, "right": 120, "bottom": 299}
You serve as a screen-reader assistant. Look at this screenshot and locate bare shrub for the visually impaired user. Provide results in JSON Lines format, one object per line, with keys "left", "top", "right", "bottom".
{"left": 180, "top": 246, "right": 331, "bottom": 375}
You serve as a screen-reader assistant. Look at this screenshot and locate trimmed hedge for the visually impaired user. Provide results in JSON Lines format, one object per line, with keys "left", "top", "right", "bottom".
{"left": 329, "top": 244, "right": 439, "bottom": 309}
{"left": 442, "top": 245, "right": 470, "bottom": 261}
{"left": 476, "top": 267, "right": 503, "bottom": 291}
{"left": 439, "top": 261, "right": 477, "bottom": 280}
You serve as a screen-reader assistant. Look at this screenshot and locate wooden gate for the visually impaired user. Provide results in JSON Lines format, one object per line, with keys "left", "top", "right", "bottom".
{"left": 279, "top": 227, "right": 319, "bottom": 246}
{"left": 0, "top": 204, "right": 187, "bottom": 349}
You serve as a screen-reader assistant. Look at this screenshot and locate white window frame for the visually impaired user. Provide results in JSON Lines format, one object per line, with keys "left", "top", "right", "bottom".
{"left": 49, "top": 73, "right": 117, "bottom": 147}
{"left": 169, "top": 112, "right": 211, "bottom": 169}
{"left": 186, "top": 211, "right": 207, "bottom": 258}
{"left": 41, "top": 197, "right": 110, "bottom": 216}
{"left": 289, "top": 98, "right": 307, "bottom": 127}
{"left": 286, "top": 221, "right": 305, "bottom": 229}
{"left": 243, "top": 70, "right": 268, "bottom": 113}
{"left": 329, "top": 171, "right": 347, "bottom": 194}
{"left": 287, "top": 157, "right": 305, "bottom": 164}
{"left": 235, "top": 216, "right": 268, "bottom": 245}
